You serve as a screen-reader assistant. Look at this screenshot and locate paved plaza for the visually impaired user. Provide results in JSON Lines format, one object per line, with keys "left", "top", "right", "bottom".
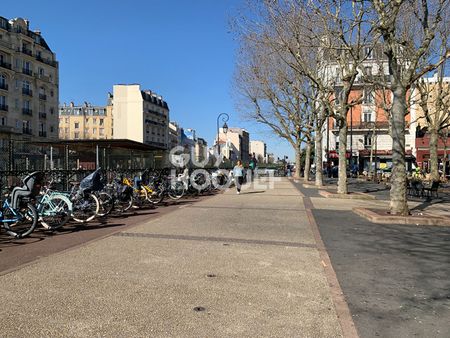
{"left": 1, "top": 177, "right": 450, "bottom": 337}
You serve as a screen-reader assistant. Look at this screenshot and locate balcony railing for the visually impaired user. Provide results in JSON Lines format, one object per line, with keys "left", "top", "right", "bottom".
{"left": 21, "top": 48, "right": 33, "bottom": 56}
{"left": 356, "top": 121, "right": 390, "bottom": 129}
{"left": 39, "top": 112, "right": 47, "bottom": 119}
{"left": 22, "top": 108, "right": 33, "bottom": 116}
{"left": 0, "top": 83, "right": 8, "bottom": 91}
{"left": 39, "top": 93, "right": 47, "bottom": 100}
{"left": 23, "top": 128, "right": 33, "bottom": 135}
{"left": 22, "top": 88, "right": 33, "bottom": 96}
{"left": 0, "top": 61, "right": 11, "bottom": 70}
{"left": 0, "top": 104, "right": 8, "bottom": 112}
{"left": 22, "top": 68, "right": 33, "bottom": 76}
{"left": 38, "top": 131, "right": 47, "bottom": 137}
{"left": 36, "top": 55, "right": 58, "bottom": 68}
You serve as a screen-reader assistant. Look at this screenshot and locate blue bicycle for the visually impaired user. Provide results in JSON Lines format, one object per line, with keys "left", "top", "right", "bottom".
{"left": 1, "top": 172, "right": 42, "bottom": 238}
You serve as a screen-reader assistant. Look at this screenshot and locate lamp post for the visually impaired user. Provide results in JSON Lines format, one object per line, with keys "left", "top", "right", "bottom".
{"left": 216, "top": 113, "right": 229, "bottom": 161}
{"left": 366, "top": 121, "right": 376, "bottom": 180}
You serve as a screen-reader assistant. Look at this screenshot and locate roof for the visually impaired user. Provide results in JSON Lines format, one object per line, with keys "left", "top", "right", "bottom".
{"left": 30, "top": 139, "right": 166, "bottom": 151}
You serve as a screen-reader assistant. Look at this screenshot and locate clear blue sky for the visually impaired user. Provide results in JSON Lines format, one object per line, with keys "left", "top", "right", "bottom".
{"left": 3, "top": 0, "right": 294, "bottom": 160}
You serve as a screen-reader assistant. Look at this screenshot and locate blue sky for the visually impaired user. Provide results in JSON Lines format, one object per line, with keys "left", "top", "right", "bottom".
{"left": 3, "top": 0, "right": 294, "bottom": 160}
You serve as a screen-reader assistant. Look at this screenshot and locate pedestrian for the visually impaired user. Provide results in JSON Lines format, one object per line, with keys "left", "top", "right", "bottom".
{"left": 233, "top": 160, "right": 244, "bottom": 194}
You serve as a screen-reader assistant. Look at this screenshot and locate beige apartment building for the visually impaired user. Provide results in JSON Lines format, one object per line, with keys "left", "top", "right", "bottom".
{"left": 0, "top": 17, "right": 59, "bottom": 144}
{"left": 250, "top": 140, "right": 267, "bottom": 163}
{"left": 112, "top": 84, "right": 169, "bottom": 150}
{"left": 217, "top": 127, "right": 250, "bottom": 163}
{"left": 58, "top": 96, "right": 113, "bottom": 140}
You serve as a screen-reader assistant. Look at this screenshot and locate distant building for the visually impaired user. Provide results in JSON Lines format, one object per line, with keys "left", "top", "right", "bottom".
{"left": 169, "top": 121, "right": 181, "bottom": 149}
{"left": 112, "top": 84, "right": 169, "bottom": 150}
{"left": 0, "top": 16, "right": 59, "bottom": 143}
{"left": 59, "top": 96, "right": 113, "bottom": 140}
{"left": 250, "top": 140, "right": 267, "bottom": 163}
{"left": 216, "top": 127, "right": 250, "bottom": 163}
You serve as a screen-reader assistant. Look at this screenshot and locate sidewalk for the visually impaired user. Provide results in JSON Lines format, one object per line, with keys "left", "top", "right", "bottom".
{"left": 0, "top": 178, "right": 346, "bottom": 337}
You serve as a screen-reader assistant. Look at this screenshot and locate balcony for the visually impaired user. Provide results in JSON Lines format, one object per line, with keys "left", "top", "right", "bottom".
{"left": 356, "top": 121, "right": 390, "bottom": 129}
{"left": 0, "top": 104, "right": 8, "bottom": 112}
{"left": 36, "top": 55, "right": 58, "bottom": 68}
{"left": 22, "top": 108, "right": 33, "bottom": 116}
{"left": 22, "top": 128, "right": 32, "bottom": 135}
{"left": 21, "top": 48, "right": 33, "bottom": 56}
{"left": 22, "top": 87, "right": 33, "bottom": 96}
{"left": 38, "top": 131, "right": 47, "bottom": 137}
{"left": 0, "top": 61, "right": 11, "bottom": 70}
{"left": 39, "top": 93, "right": 47, "bottom": 100}
{"left": 0, "top": 83, "right": 8, "bottom": 91}
{"left": 22, "top": 68, "right": 33, "bottom": 76}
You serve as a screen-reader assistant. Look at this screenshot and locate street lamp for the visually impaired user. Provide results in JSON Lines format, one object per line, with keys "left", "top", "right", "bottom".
{"left": 366, "top": 121, "right": 377, "bottom": 180}
{"left": 216, "top": 113, "right": 229, "bottom": 160}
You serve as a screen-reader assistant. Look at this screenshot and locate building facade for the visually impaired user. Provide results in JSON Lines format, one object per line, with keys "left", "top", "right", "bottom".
{"left": 411, "top": 76, "right": 450, "bottom": 173}
{"left": 58, "top": 97, "right": 113, "bottom": 140}
{"left": 112, "top": 84, "right": 169, "bottom": 150}
{"left": 217, "top": 127, "right": 250, "bottom": 163}
{"left": 250, "top": 140, "right": 267, "bottom": 163}
{"left": 321, "top": 46, "right": 413, "bottom": 173}
{"left": 0, "top": 17, "right": 59, "bottom": 144}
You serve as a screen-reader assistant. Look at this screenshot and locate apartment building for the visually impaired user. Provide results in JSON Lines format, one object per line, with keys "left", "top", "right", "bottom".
{"left": 169, "top": 121, "right": 181, "bottom": 149}
{"left": 0, "top": 17, "right": 59, "bottom": 143}
{"left": 321, "top": 45, "right": 414, "bottom": 172}
{"left": 112, "top": 84, "right": 169, "bottom": 150}
{"left": 58, "top": 96, "right": 113, "bottom": 140}
{"left": 250, "top": 140, "right": 267, "bottom": 163}
{"left": 217, "top": 127, "right": 250, "bottom": 163}
{"left": 411, "top": 75, "right": 450, "bottom": 172}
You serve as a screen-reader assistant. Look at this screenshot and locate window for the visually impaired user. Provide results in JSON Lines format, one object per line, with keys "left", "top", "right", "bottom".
{"left": 23, "top": 80, "right": 31, "bottom": 90}
{"left": 93, "top": 128, "right": 97, "bottom": 134}
{"left": 65, "top": 118, "right": 69, "bottom": 123}
{"left": 74, "top": 122, "right": 79, "bottom": 129}
{"left": 364, "top": 66, "right": 372, "bottom": 76}
{"left": 74, "top": 132, "right": 79, "bottom": 139}
{"left": 50, "top": 107, "right": 54, "bottom": 115}
{"left": 99, "top": 128, "right": 104, "bottom": 136}
{"left": 1, "top": 116, "right": 6, "bottom": 125}
{"left": 99, "top": 118, "right": 104, "bottom": 126}
{"left": 365, "top": 47, "right": 373, "bottom": 59}
{"left": 0, "top": 95, "right": 5, "bottom": 106}
{"left": 364, "top": 134, "right": 372, "bottom": 148}
{"left": 50, "top": 126, "right": 54, "bottom": 133}
{"left": 363, "top": 110, "right": 373, "bottom": 122}
{"left": 363, "top": 89, "right": 374, "bottom": 104}
{"left": 23, "top": 61, "right": 32, "bottom": 71}
{"left": 0, "top": 74, "right": 5, "bottom": 87}
{"left": 23, "top": 100, "right": 31, "bottom": 109}
{"left": 15, "top": 58, "right": 21, "bottom": 69}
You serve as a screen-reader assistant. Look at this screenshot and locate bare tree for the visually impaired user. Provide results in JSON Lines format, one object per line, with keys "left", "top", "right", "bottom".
{"left": 234, "top": 33, "right": 314, "bottom": 179}
{"left": 371, "top": 0, "right": 450, "bottom": 214}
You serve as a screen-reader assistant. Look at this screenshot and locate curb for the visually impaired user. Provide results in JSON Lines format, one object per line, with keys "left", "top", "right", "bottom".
{"left": 319, "top": 190, "right": 376, "bottom": 200}
{"left": 353, "top": 207, "right": 450, "bottom": 226}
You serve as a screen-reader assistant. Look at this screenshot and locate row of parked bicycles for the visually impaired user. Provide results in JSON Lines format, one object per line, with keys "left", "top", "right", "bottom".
{"left": 0, "top": 168, "right": 232, "bottom": 239}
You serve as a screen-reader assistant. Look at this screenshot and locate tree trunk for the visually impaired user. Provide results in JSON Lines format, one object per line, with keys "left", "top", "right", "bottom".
{"left": 429, "top": 128, "right": 439, "bottom": 181}
{"left": 294, "top": 146, "right": 302, "bottom": 179}
{"left": 337, "top": 121, "right": 348, "bottom": 194}
{"left": 304, "top": 141, "right": 312, "bottom": 181}
{"left": 315, "top": 126, "right": 324, "bottom": 186}
{"left": 390, "top": 85, "right": 409, "bottom": 215}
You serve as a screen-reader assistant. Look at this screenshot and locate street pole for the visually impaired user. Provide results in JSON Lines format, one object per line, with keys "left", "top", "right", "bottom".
{"left": 216, "top": 113, "right": 229, "bottom": 163}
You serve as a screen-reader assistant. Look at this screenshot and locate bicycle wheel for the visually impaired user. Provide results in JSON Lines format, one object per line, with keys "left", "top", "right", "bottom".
{"left": 40, "top": 194, "right": 72, "bottom": 231}
{"left": 72, "top": 193, "right": 99, "bottom": 223}
{"left": 147, "top": 185, "right": 164, "bottom": 204}
{"left": 132, "top": 188, "right": 148, "bottom": 208}
{"left": 168, "top": 181, "right": 185, "bottom": 200}
{"left": 4, "top": 203, "right": 38, "bottom": 238}
{"left": 97, "top": 192, "right": 114, "bottom": 217}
